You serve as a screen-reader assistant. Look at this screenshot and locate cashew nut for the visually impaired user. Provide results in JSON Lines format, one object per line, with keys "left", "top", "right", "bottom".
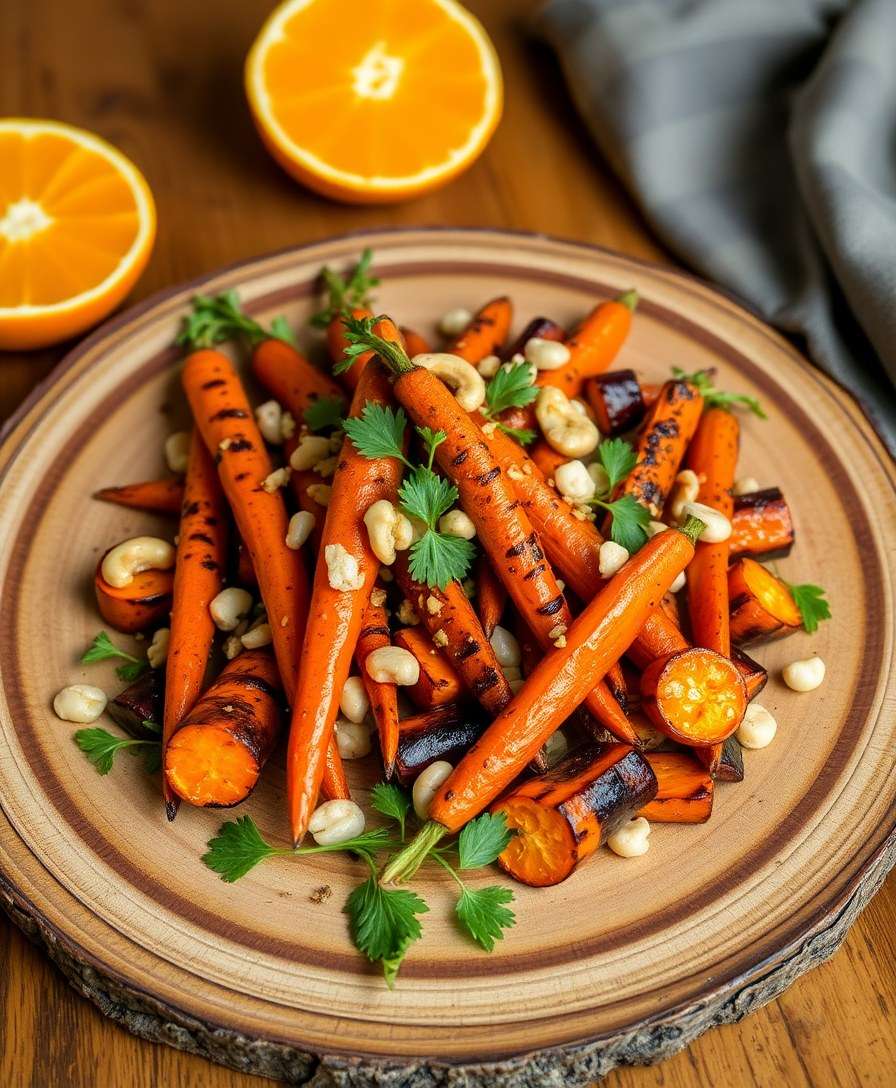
{"left": 412, "top": 352, "right": 486, "bottom": 412}
{"left": 599, "top": 540, "right": 629, "bottom": 577}
{"left": 261, "top": 466, "right": 291, "bottom": 493}
{"left": 733, "top": 476, "right": 760, "bottom": 496}
{"left": 736, "top": 703, "right": 778, "bottom": 748}
{"left": 397, "top": 597, "right": 419, "bottom": 625}
{"left": 308, "top": 799, "right": 366, "bottom": 845}
{"left": 669, "top": 569, "right": 687, "bottom": 594}
{"left": 334, "top": 718, "right": 372, "bottom": 760}
{"left": 306, "top": 483, "right": 332, "bottom": 506}
{"left": 240, "top": 623, "right": 272, "bottom": 649}
{"left": 147, "top": 627, "right": 170, "bottom": 668}
{"left": 524, "top": 337, "right": 570, "bottom": 371}
{"left": 438, "top": 306, "right": 472, "bottom": 337}
{"left": 255, "top": 400, "right": 283, "bottom": 445}
{"left": 489, "top": 624, "right": 521, "bottom": 668}
{"left": 339, "top": 676, "right": 370, "bottom": 724}
{"left": 209, "top": 587, "right": 253, "bottom": 631}
{"left": 363, "top": 500, "right": 414, "bottom": 565}
{"left": 680, "top": 501, "right": 732, "bottom": 543}
{"left": 101, "top": 536, "right": 175, "bottom": 588}
{"left": 668, "top": 469, "right": 700, "bottom": 524}
{"left": 365, "top": 646, "right": 420, "bottom": 686}
{"left": 324, "top": 543, "right": 365, "bottom": 592}
{"left": 535, "top": 387, "right": 600, "bottom": 458}
{"left": 647, "top": 520, "right": 668, "bottom": 538}
{"left": 289, "top": 434, "right": 330, "bottom": 471}
{"left": 477, "top": 354, "right": 501, "bottom": 378}
{"left": 438, "top": 508, "right": 476, "bottom": 540}
{"left": 285, "top": 510, "right": 316, "bottom": 550}
{"left": 782, "top": 655, "right": 826, "bottom": 692}
{"left": 607, "top": 817, "right": 651, "bottom": 858}
{"left": 53, "top": 684, "right": 107, "bottom": 723}
{"left": 164, "top": 431, "right": 190, "bottom": 473}
{"left": 554, "top": 460, "right": 596, "bottom": 504}
{"left": 412, "top": 760, "right": 453, "bottom": 820}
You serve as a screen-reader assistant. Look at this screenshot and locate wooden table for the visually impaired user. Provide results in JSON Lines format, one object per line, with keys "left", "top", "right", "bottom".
{"left": 1, "top": 2, "right": 893, "bottom": 1085}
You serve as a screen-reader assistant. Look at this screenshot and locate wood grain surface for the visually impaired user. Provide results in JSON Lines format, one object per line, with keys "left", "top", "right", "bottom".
{"left": 0, "top": 2, "right": 893, "bottom": 1087}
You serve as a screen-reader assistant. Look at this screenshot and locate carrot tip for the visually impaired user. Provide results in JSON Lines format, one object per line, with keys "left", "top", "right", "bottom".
{"left": 165, "top": 799, "right": 178, "bottom": 822}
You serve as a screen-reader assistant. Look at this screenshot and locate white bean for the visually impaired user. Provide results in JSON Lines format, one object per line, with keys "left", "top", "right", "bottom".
{"left": 607, "top": 817, "right": 651, "bottom": 858}
{"left": 209, "top": 587, "right": 253, "bottom": 631}
{"left": 339, "top": 676, "right": 370, "bottom": 724}
{"left": 736, "top": 703, "right": 778, "bottom": 748}
{"left": 147, "top": 627, "right": 170, "bottom": 668}
{"left": 412, "top": 760, "right": 453, "bottom": 820}
{"left": 285, "top": 510, "right": 315, "bottom": 550}
{"left": 554, "top": 460, "right": 596, "bottom": 504}
{"left": 53, "top": 684, "right": 107, "bottom": 723}
{"left": 599, "top": 540, "right": 629, "bottom": 577}
{"left": 489, "top": 624, "right": 521, "bottom": 668}
{"left": 334, "top": 718, "right": 372, "bottom": 760}
{"left": 365, "top": 646, "right": 420, "bottom": 686}
{"left": 438, "top": 307, "right": 473, "bottom": 337}
{"left": 782, "top": 656, "right": 826, "bottom": 692}
{"left": 524, "top": 337, "right": 570, "bottom": 371}
{"left": 308, "top": 799, "right": 366, "bottom": 845}
{"left": 164, "top": 431, "right": 190, "bottom": 473}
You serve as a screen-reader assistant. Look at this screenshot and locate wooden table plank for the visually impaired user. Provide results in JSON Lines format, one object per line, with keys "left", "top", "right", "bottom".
{"left": 1, "top": 2, "right": 893, "bottom": 1085}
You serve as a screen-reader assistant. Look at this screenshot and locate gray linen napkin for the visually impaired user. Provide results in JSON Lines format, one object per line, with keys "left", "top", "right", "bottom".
{"left": 536, "top": 0, "right": 896, "bottom": 452}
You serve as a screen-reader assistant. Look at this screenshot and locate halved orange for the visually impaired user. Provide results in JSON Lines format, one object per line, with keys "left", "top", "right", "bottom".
{"left": 0, "top": 119, "right": 156, "bottom": 351}
{"left": 245, "top": 0, "right": 503, "bottom": 204}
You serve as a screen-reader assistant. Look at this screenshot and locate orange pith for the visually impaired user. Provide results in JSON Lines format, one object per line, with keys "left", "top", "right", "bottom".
{"left": 245, "top": 0, "right": 502, "bottom": 203}
{"left": 0, "top": 119, "right": 155, "bottom": 350}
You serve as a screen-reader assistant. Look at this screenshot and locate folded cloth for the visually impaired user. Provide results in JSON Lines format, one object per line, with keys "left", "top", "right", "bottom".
{"left": 536, "top": 0, "right": 896, "bottom": 451}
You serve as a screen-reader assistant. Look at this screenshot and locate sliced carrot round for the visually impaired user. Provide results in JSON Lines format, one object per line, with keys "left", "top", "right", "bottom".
{"left": 165, "top": 725, "right": 262, "bottom": 807}
{"left": 640, "top": 647, "right": 747, "bottom": 746}
{"left": 729, "top": 557, "right": 802, "bottom": 645}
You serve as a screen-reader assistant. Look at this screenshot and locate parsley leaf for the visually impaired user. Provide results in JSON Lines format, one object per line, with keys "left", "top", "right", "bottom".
{"left": 345, "top": 875, "right": 428, "bottom": 987}
{"left": 202, "top": 815, "right": 283, "bottom": 882}
{"left": 408, "top": 530, "right": 474, "bottom": 590}
{"left": 81, "top": 631, "right": 147, "bottom": 683}
{"left": 303, "top": 395, "right": 346, "bottom": 433}
{"left": 484, "top": 361, "right": 539, "bottom": 418}
{"left": 370, "top": 783, "right": 411, "bottom": 841}
{"left": 310, "top": 248, "right": 379, "bottom": 328}
{"left": 74, "top": 728, "right": 158, "bottom": 776}
{"left": 457, "top": 811, "right": 514, "bottom": 869}
{"left": 415, "top": 426, "right": 447, "bottom": 469}
{"left": 116, "top": 659, "right": 149, "bottom": 682}
{"left": 269, "top": 315, "right": 299, "bottom": 349}
{"left": 342, "top": 403, "right": 408, "bottom": 463}
{"left": 788, "top": 582, "right": 831, "bottom": 633}
{"left": 596, "top": 438, "right": 638, "bottom": 494}
{"left": 594, "top": 494, "right": 652, "bottom": 553}
{"left": 672, "top": 367, "right": 767, "bottom": 420}
{"left": 141, "top": 718, "right": 162, "bottom": 734}
{"left": 399, "top": 465, "right": 457, "bottom": 528}
{"left": 337, "top": 313, "right": 411, "bottom": 375}
{"left": 456, "top": 886, "right": 516, "bottom": 952}
{"left": 176, "top": 292, "right": 295, "bottom": 351}
{"left": 496, "top": 424, "right": 536, "bottom": 445}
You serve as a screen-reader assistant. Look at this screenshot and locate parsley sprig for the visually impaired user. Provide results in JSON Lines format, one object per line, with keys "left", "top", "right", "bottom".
{"left": 81, "top": 631, "right": 148, "bottom": 682}
{"left": 788, "top": 582, "right": 831, "bottom": 633}
{"left": 370, "top": 782, "right": 411, "bottom": 841}
{"left": 74, "top": 727, "right": 160, "bottom": 775}
{"left": 587, "top": 439, "right": 651, "bottom": 552}
{"left": 342, "top": 403, "right": 475, "bottom": 588}
{"left": 672, "top": 367, "right": 766, "bottom": 420}
{"left": 303, "top": 395, "right": 346, "bottom": 433}
{"left": 481, "top": 361, "right": 539, "bottom": 444}
{"left": 176, "top": 290, "right": 298, "bottom": 351}
{"left": 336, "top": 313, "right": 412, "bottom": 376}
{"left": 310, "top": 248, "right": 379, "bottom": 329}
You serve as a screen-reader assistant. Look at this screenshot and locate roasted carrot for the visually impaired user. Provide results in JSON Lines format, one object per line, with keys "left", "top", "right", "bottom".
{"left": 234, "top": 536, "right": 258, "bottom": 588}
{"left": 445, "top": 297, "right": 512, "bottom": 362}
{"left": 399, "top": 326, "right": 431, "bottom": 357}
{"left": 393, "top": 553, "right": 512, "bottom": 716}
{"left": 640, "top": 647, "right": 746, "bottom": 746}
{"left": 162, "top": 432, "right": 229, "bottom": 818}
{"left": 180, "top": 349, "right": 348, "bottom": 801}
{"left": 638, "top": 751, "right": 714, "bottom": 823}
{"left": 527, "top": 439, "right": 568, "bottom": 481}
{"left": 395, "top": 704, "right": 488, "bottom": 787}
{"left": 164, "top": 650, "right": 282, "bottom": 807}
{"left": 107, "top": 671, "right": 163, "bottom": 739}
{"left": 474, "top": 555, "right": 506, "bottom": 638}
{"left": 728, "top": 557, "right": 802, "bottom": 645}
{"left": 94, "top": 478, "right": 184, "bottom": 515}
{"left": 617, "top": 379, "right": 703, "bottom": 517}
{"left": 493, "top": 743, "right": 657, "bottom": 886}
{"left": 355, "top": 595, "right": 401, "bottom": 777}
{"left": 94, "top": 557, "right": 173, "bottom": 633}
{"left": 327, "top": 308, "right": 403, "bottom": 389}
{"left": 585, "top": 370, "right": 647, "bottom": 436}
{"left": 394, "top": 626, "right": 464, "bottom": 709}
{"left": 287, "top": 358, "right": 405, "bottom": 845}
{"left": 382, "top": 518, "right": 702, "bottom": 878}
{"left": 251, "top": 336, "right": 344, "bottom": 419}
{"left": 732, "top": 646, "right": 768, "bottom": 701}
{"left": 730, "top": 488, "right": 795, "bottom": 559}
{"left": 538, "top": 291, "right": 637, "bottom": 398}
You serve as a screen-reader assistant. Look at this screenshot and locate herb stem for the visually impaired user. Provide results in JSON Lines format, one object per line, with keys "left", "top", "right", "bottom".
{"left": 380, "top": 820, "right": 447, "bottom": 885}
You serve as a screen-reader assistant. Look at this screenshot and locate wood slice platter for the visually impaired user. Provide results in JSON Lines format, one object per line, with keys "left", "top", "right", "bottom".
{"left": 1, "top": 228, "right": 894, "bottom": 1087}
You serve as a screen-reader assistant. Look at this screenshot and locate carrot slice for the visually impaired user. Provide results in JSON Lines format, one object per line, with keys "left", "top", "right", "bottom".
{"left": 395, "top": 704, "right": 487, "bottom": 787}
{"left": 728, "top": 557, "right": 802, "bottom": 645}
{"left": 94, "top": 478, "right": 184, "bottom": 515}
{"left": 730, "top": 488, "right": 795, "bottom": 560}
{"left": 94, "top": 558, "right": 173, "bottom": 634}
{"left": 638, "top": 751, "right": 714, "bottom": 823}
{"left": 640, "top": 647, "right": 747, "bottom": 746}
{"left": 585, "top": 369, "right": 646, "bottom": 436}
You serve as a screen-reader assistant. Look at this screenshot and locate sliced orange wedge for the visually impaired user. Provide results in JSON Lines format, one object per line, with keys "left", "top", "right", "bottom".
{"left": 0, "top": 119, "right": 156, "bottom": 351}
{"left": 245, "top": 0, "right": 503, "bottom": 204}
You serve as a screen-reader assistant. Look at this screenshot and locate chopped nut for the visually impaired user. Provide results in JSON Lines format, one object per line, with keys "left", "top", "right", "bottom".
{"left": 397, "top": 598, "right": 418, "bottom": 625}
{"left": 307, "top": 483, "right": 332, "bottom": 506}
{"left": 261, "top": 467, "right": 291, "bottom": 492}
{"left": 370, "top": 587, "right": 388, "bottom": 608}
{"left": 432, "top": 629, "right": 449, "bottom": 648}
{"left": 426, "top": 594, "right": 443, "bottom": 615}
{"left": 553, "top": 634, "right": 567, "bottom": 648}
{"left": 280, "top": 411, "right": 296, "bottom": 440}
{"left": 507, "top": 464, "right": 524, "bottom": 481}
{"left": 548, "top": 623, "right": 567, "bottom": 640}
{"left": 313, "top": 455, "right": 338, "bottom": 478}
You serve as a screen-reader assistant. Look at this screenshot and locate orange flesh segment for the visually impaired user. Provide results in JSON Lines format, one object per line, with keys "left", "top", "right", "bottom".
{"left": 658, "top": 652, "right": 745, "bottom": 743}
{"left": 743, "top": 559, "right": 802, "bottom": 626}
{"left": 495, "top": 796, "right": 575, "bottom": 887}
{"left": 165, "top": 725, "right": 260, "bottom": 807}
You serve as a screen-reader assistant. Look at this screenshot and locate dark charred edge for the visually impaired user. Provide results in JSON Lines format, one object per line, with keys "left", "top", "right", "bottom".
{"left": 358, "top": 624, "right": 390, "bottom": 640}
{"left": 452, "top": 450, "right": 468, "bottom": 466}
{"left": 536, "top": 596, "right": 565, "bottom": 616}
{"left": 200, "top": 379, "right": 226, "bottom": 389}
{"left": 715, "top": 736, "right": 746, "bottom": 783}
{"left": 226, "top": 438, "right": 253, "bottom": 452}
{"left": 476, "top": 467, "right": 500, "bottom": 487}
{"left": 209, "top": 408, "right": 249, "bottom": 421}
{"left": 456, "top": 638, "right": 480, "bottom": 662}
{"left": 502, "top": 316, "right": 562, "bottom": 361}
{"left": 132, "top": 592, "right": 172, "bottom": 608}
{"left": 189, "top": 532, "right": 214, "bottom": 544}
{"left": 229, "top": 674, "right": 280, "bottom": 701}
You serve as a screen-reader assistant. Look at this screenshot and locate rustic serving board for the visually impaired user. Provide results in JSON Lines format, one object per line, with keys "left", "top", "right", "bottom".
{"left": 1, "top": 229, "right": 894, "bottom": 1087}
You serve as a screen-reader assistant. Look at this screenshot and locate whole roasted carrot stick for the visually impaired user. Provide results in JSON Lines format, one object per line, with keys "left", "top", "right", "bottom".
{"left": 162, "top": 432, "right": 229, "bottom": 819}
{"left": 383, "top": 518, "right": 704, "bottom": 879}
{"left": 287, "top": 358, "right": 405, "bottom": 844}
{"left": 538, "top": 291, "right": 637, "bottom": 398}
{"left": 445, "top": 297, "right": 512, "bottom": 363}
{"left": 474, "top": 555, "right": 506, "bottom": 639}
{"left": 181, "top": 349, "right": 348, "bottom": 800}
{"left": 355, "top": 595, "right": 401, "bottom": 778}
{"left": 94, "top": 478, "right": 185, "bottom": 515}
{"left": 251, "top": 336, "right": 344, "bottom": 419}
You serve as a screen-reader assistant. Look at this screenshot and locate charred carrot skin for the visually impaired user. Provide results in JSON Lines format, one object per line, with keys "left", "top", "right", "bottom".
{"left": 180, "top": 350, "right": 349, "bottom": 802}
{"left": 164, "top": 650, "right": 282, "bottom": 808}
{"left": 730, "top": 488, "right": 795, "bottom": 560}
{"left": 393, "top": 554, "right": 512, "bottom": 716}
{"left": 354, "top": 597, "right": 401, "bottom": 777}
{"left": 716, "top": 734, "right": 745, "bottom": 782}
{"left": 494, "top": 743, "right": 658, "bottom": 886}
{"left": 585, "top": 370, "right": 646, "bottom": 436}
{"left": 395, "top": 705, "right": 488, "bottom": 787}
{"left": 618, "top": 380, "right": 704, "bottom": 516}
{"left": 251, "top": 336, "right": 344, "bottom": 417}
{"left": 474, "top": 555, "right": 506, "bottom": 639}
{"left": 502, "top": 316, "right": 564, "bottom": 362}
{"left": 94, "top": 558, "right": 174, "bottom": 633}
{"left": 638, "top": 751, "right": 714, "bottom": 823}
{"left": 107, "top": 671, "right": 163, "bottom": 739}
{"left": 538, "top": 293, "right": 636, "bottom": 398}
{"left": 163, "top": 432, "right": 229, "bottom": 817}
{"left": 641, "top": 648, "right": 746, "bottom": 746}
{"left": 94, "top": 478, "right": 184, "bottom": 515}
{"left": 428, "top": 524, "right": 698, "bottom": 833}
{"left": 393, "top": 626, "right": 464, "bottom": 709}
{"left": 287, "top": 359, "right": 405, "bottom": 844}
{"left": 732, "top": 646, "right": 768, "bottom": 700}
{"left": 446, "top": 297, "right": 512, "bottom": 363}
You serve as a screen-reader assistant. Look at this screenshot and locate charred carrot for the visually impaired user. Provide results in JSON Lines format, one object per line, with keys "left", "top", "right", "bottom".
{"left": 730, "top": 487, "right": 795, "bottom": 559}
{"left": 640, "top": 647, "right": 746, "bottom": 746}
{"left": 474, "top": 555, "right": 506, "bottom": 638}
{"left": 107, "top": 671, "right": 162, "bottom": 739}
{"left": 638, "top": 751, "right": 714, "bottom": 823}
{"left": 164, "top": 650, "right": 282, "bottom": 807}
{"left": 502, "top": 316, "right": 564, "bottom": 361}
{"left": 251, "top": 336, "right": 344, "bottom": 420}
{"left": 94, "top": 478, "right": 184, "bottom": 515}
{"left": 538, "top": 291, "right": 637, "bottom": 398}
{"left": 585, "top": 370, "right": 647, "bottom": 436}
{"left": 287, "top": 359, "right": 405, "bottom": 844}
{"left": 396, "top": 704, "right": 488, "bottom": 787}
{"left": 286, "top": 461, "right": 327, "bottom": 554}
{"left": 163, "top": 432, "right": 229, "bottom": 818}
{"left": 181, "top": 349, "right": 348, "bottom": 801}
{"left": 94, "top": 556, "right": 173, "bottom": 633}
{"left": 445, "top": 297, "right": 512, "bottom": 363}
{"left": 394, "top": 625, "right": 464, "bottom": 709}
{"left": 732, "top": 646, "right": 768, "bottom": 701}
{"left": 355, "top": 595, "right": 400, "bottom": 777}
{"left": 728, "top": 557, "right": 802, "bottom": 645}
{"left": 382, "top": 518, "right": 703, "bottom": 879}
{"left": 617, "top": 379, "right": 703, "bottom": 516}
{"left": 393, "top": 553, "right": 512, "bottom": 716}
{"left": 493, "top": 743, "right": 657, "bottom": 886}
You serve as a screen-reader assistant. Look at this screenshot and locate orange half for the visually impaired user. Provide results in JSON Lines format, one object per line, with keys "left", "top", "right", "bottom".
{"left": 0, "top": 119, "right": 156, "bottom": 350}
{"left": 245, "top": 0, "right": 503, "bottom": 203}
